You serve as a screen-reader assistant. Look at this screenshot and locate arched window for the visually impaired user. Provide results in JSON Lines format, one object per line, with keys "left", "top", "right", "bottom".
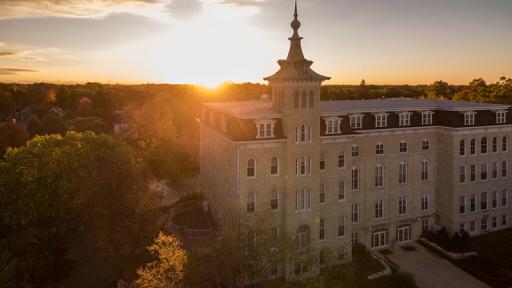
{"left": 338, "top": 216, "right": 346, "bottom": 238}
{"left": 459, "top": 139, "right": 466, "bottom": 156}
{"left": 319, "top": 219, "right": 325, "bottom": 240}
{"left": 376, "top": 143, "right": 384, "bottom": 155}
{"left": 247, "top": 191, "right": 255, "bottom": 213}
{"left": 375, "top": 164, "right": 384, "bottom": 187}
{"left": 270, "top": 188, "right": 279, "bottom": 210}
{"left": 470, "top": 139, "right": 476, "bottom": 155}
{"left": 247, "top": 159, "right": 255, "bottom": 178}
{"left": 300, "top": 125, "right": 306, "bottom": 142}
{"left": 307, "top": 126, "right": 312, "bottom": 142}
{"left": 399, "top": 140, "right": 408, "bottom": 153}
{"left": 352, "top": 167, "right": 359, "bottom": 191}
{"left": 421, "top": 160, "right": 430, "bottom": 181}
{"left": 492, "top": 137, "right": 498, "bottom": 153}
{"left": 320, "top": 152, "right": 326, "bottom": 171}
{"left": 352, "top": 144, "right": 359, "bottom": 157}
{"left": 481, "top": 137, "right": 488, "bottom": 154}
{"left": 271, "top": 157, "right": 279, "bottom": 176}
{"left": 399, "top": 161, "right": 407, "bottom": 184}
{"left": 503, "top": 136, "right": 508, "bottom": 152}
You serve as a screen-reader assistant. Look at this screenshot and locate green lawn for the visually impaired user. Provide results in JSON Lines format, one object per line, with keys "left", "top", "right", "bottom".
{"left": 470, "top": 228, "right": 512, "bottom": 271}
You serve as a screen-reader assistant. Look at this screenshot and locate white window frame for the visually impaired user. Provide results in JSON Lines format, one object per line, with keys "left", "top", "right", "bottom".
{"left": 352, "top": 203, "right": 359, "bottom": 223}
{"left": 375, "top": 199, "right": 384, "bottom": 219}
{"left": 324, "top": 116, "right": 341, "bottom": 134}
{"left": 502, "top": 189, "right": 509, "bottom": 208}
{"left": 270, "top": 157, "right": 279, "bottom": 176}
{"left": 399, "top": 140, "right": 408, "bottom": 153}
{"left": 338, "top": 180, "right": 346, "bottom": 202}
{"left": 352, "top": 144, "right": 359, "bottom": 157}
{"left": 398, "top": 196, "right": 407, "bottom": 216}
{"left": 421, "top": 111, "right": 434, "bottom": 125}
{"left": 320, "top": 152, "right": 327, "bottom": 171}
{"left": 421, "top": 159, "right": 430, "bottom": 182}
{"left": 422, "top": 139, "right": 430, "bottom": 151}
{"left": 399, "top": 112, "right": 412, "bottom": 127}
{"left": 271, "top": 188, "right": 279, "bottom": 211}
{"left": 376, "top": 142, "right": 384, "bottom": 155}
{"left": 338, "top": 152, "right": 346, "bottom": 169}
{"left": 459, "top": 139, "right": 466, "bottom": 156}
{"left": 247, "top": 158, "right": 256, "bottom": 179}
{"left": 459, "top": 165, "right": 466, "bottom": 184}
{"left": 399, "top": 161, "right": 407, "bottom": 184}
{"left": 255, "top": 119, "right": 276, "bottom": 139}
{"left": 375, "top": 113, "right": 389, "bottom": 128}
{"left": 375, "top": 164, "right": 384, "bottom": 188}
{"left": 459, "top": 195, "right": 466, "bottom": 215}
{"left": 352, "top": 167, "right": 359, "bottom": 191}
{"left": 338, "top": 216, "right": 346, "bottom": 238}
{"left": 421, "top": 194, "right": 430, "bottom": 212}
{"left": 349, "top": 114, "right": 364, "bottom": 129}
{"left": 463, "top": 111, "right": 476, "bottom": 126}
{"left": 320, "top": 183, "right": 327, "bottom": 204}
{"left": 495, "top": 110, "right": 507, "bottom": 124}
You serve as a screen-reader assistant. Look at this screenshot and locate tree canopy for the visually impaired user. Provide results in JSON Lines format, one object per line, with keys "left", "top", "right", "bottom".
{"left": 0, "top": 132, "right": 159, "bottom": 287}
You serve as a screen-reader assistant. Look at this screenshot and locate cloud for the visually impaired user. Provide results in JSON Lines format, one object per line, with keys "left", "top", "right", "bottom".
{"left": 164, "top": 0, "right": 203, "bottom": 20}
{"left": 0, "top": 68, "right": 38, "bottom": 75}
{"left": 0, "top": 0, "right": 160, "bottom": 19}
{"left": 0, "top": 50, "right": 18, "bottom": 56}
{"left": 0, "top": 12, "right": 166, "bottom": 50}
{"left": 220, "top": 0, "right": 266, "bottom": 7}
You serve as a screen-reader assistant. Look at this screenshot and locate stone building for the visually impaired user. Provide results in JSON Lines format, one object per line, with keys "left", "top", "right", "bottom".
{"left": 200, "top": 1, "right": 512, "bottom": 278}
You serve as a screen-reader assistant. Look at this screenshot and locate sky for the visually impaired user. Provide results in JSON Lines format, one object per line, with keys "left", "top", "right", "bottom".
{"left": 0, "top": 0, "right": 511, "bottom": 86}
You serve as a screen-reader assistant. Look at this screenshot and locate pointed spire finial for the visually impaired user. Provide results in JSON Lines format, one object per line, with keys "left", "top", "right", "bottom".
{"left": 290, "top": 0, "right": 301, "bottom": 36}
{"left": 294, "top": 0, "right": 298, "bottom": 17}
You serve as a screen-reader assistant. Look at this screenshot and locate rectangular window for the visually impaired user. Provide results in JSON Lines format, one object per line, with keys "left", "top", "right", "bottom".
{"left": 470, "top": 164, "right": 476, "bottom": 182}
{"left": 481, "top": 218, "right": 488, "bottom": 232}
{"left": 459, "top": 165, "right": 466, "bottom": 183}
{"left": 422, "top": 219, "right": 430, "bottom": 232}
{"left": 502, "top": 160, "right": 508, "bottom": 178}
{"left": 352, "top": 168, "right": 359, "bottom": 191}
{"left": 338, "top": 152, "right": 346, "bottom": 169}
{"left": 480, "top": 163, "right": 488, "bottom": 180}
{"left": 338, "top": 216, "right": 346, "bottom": 238}
{"left": 470, "top": 221, "right": 476, "bottom": 233}
{"left": 294, "top": 92, "right": 299, "bottom": 109}
{"left": 492, "top": 161, "right": 498, "bottom": 179}
{"left": 421, "top": 194, "right": 429, "bottom": 211}
{"left": 247, "top": 192, "right": 255, "bottom": 213}
{"left": 421, "top": 160, "right": 430, "bottom": 181}
{"left": 492, "top": 191, "right": 498, "bottom": 209}
{"left": 492, "top": 216, "right": 498, "bottom": 228}
{"left": 470, "top": 139, "right": 477, "bottom": 155}
{"left": 399, "top": 196, "right": 407, "bottom": 216}
{"left": 325, "top": 118, "right": 341, "bottom": 134}
{"left": 350, "top": 114, "right": 363, "bottom": 129}
{"left": 459, "top": 223, "right": 466, "bottom": 233}
{"left": 352, "top": 145, "right": 359, "bottom": 157}
{"left": 319, "top": 219, "right": 325, "bottom": 241}
{"left": 459, "top": 196, "right": 466, "bottom": 215}
{"left": 352, "top": 203, "right": 359, "bottom": 223}
{"left": 470, "top": 194, "right": 476, "bottom": 212}
{"left": 502, "top": 215, "right": 508, "bottom": 227}
{"left": 375, "top": 200, "right": 384, "bottom": 219}
{"left": 399, "top": 162, "right": 407, "bottom": 184}
{"left": 422, "top": 139, "right": 430, "bottom": 151}
{"left": 320, "top": 153, "right": 326, "bottom": 171}
{"left": 502, "top": 190, "right": 509, "bottom": 208}
{"left": 480, "top": 192, "right": 488, "bottom": 211}
{"left": 496, "top": 111, "right": 507, "bottom": 124}
{"left": 399, "top": 113, "right": 411, "bottom": 127}
{"left": 271, "top": 189, "right": 279, "bottom": 210}
{"left": 352, "top": 232, "right": 359, "bottom": 245}
{"left": 422, "top": 112, "right": 433, "bottom": 125}
{"left": 320, "top": 183, "right": 326, "bottom": 204}
{"left": 375, "top": 114, "right": 388, "bottom": 128}
{"left": 338, "top": 181, "right": 346, "bottom": 201}
{"left": 464, "top": 112, "right": 476, "bottom": 126}
{"left": 375, "top": 165, "right": 384, "bottom": 187}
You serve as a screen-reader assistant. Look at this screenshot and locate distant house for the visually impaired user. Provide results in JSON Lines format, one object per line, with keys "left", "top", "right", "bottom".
{"left": 112, "top": 110, "right": 136, "bottom": 138}
{"left": 49, "top": 107, "right": 65, "bottom": 118}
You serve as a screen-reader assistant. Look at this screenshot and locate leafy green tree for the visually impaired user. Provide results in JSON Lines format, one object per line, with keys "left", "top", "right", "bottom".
{"left": 135, "top": 232, "right": 187, "bottom": 288}
{"left": 427, "top": 80, "right": 453, "bottom": 99}
{"left": 0, "top": 132, "right": 159, "bottom": 287}
{"left": 36, "top": 112, "right": 68, "bottom": 135}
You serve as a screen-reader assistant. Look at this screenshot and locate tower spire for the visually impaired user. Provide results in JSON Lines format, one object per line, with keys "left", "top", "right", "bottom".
{"left": 288, "top": 0, "right": 304, "bottom": 60}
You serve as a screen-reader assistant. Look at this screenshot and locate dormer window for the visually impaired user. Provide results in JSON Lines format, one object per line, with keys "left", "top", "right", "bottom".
{"left": 255, "top": 119, "right": 276, "bottom": 139}
{"left": 375, "top": 113, "right": 388, "bottom": 128}
{"left": 496, "top": 110, "right": 507, "bottom": 124}
{"left": 463, "top": 112, "right": 476, "bottom": 126}
{"left": 349, "top": 114, "right": 364, "bottom": 129}
{"left": 421, "top": 111, "right": 434, "bottom": 125}
{"left": 325, "top": 117, "right": 341, "bottom": 134}
{"left": 399, "top": 112, "right": 411, "bottom": 127}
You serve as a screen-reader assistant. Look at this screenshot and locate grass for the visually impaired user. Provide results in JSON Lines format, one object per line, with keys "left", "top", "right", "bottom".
{"left": 418, "top": 237, "right": 512, "bottom": 288}
{"left": 470, "top": 228, "right": 512, "bottom": 271}
{"left": 260, "top": 245, "right": 417, "bottom": 288}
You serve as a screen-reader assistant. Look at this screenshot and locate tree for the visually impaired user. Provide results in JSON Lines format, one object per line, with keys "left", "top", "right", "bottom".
{"left": 67, "top": 117, "right": 108, "bottom": 134}
{"left": 135, "top": 233, "right": 187, "bottom": 288}
{"left": 0, "top": 91, "right": 14, "bottom": 118}
{"left": 427, "top": 80, "right": 452, "bottom": 99}
{"left": 0, "top": 132, "right": 159, "bottom": 287}
{"left": 0, "top": 121, "right": 30, "bottom": 156}
{"left": 36, "top": 112, "right": 67, "bottom": 135}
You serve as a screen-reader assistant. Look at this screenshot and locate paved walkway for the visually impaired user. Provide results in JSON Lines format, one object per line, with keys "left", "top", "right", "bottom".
{"left": 385, "top": 242, "right": 489, "bottom": 288}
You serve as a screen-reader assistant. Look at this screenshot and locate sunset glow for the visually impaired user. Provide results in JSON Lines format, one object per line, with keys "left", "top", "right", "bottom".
{"left": 0, "top": 0, "right": 511, "bottom": 85}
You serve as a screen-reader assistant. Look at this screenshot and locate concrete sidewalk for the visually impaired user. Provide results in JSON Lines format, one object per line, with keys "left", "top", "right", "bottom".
{"left": 385, "top": 242, "right": 489, "bottom": 288}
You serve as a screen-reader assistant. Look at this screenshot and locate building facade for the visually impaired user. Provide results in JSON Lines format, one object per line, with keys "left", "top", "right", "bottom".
{"left": 200, "top": 2, "right": 512, "bottom": 278}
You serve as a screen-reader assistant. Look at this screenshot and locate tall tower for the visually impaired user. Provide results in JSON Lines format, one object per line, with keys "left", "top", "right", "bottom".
{"left": 264, "top": 0, "right": 330, "bottom": 257}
